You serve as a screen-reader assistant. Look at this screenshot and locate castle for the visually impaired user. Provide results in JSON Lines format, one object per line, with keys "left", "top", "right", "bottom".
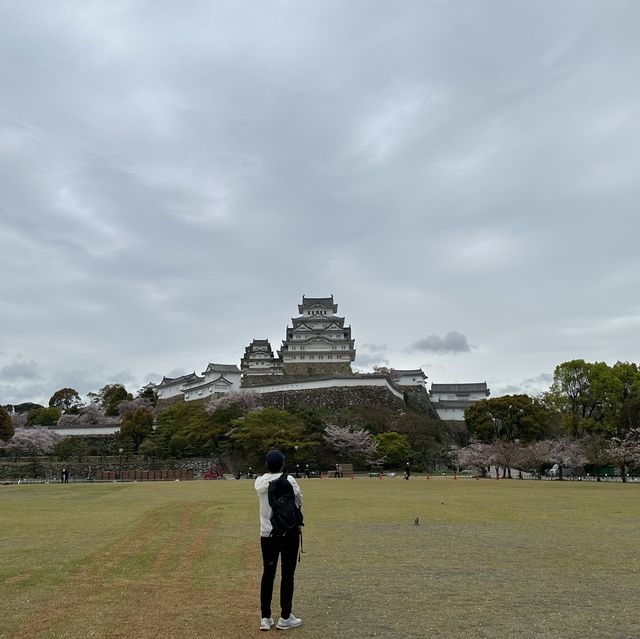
{"left": 153, "top": 294, "right": 488, "bottom": 420}
{"left": 155, "top": 295, "right": 424, "bottom": 404}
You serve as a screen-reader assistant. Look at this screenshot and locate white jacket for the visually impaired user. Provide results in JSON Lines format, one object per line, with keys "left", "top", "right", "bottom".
{"left": 254, "top": 472, "right": 303, "bottom": 537}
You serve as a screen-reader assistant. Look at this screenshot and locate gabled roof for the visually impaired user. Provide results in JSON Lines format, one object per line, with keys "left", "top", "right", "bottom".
{"left": 292, "top": 316, "right": 345, "bottom": 326}
{"left": 298, "top": 294, "right": 338, "bottom": 313}
{"left": 158, "top": 372, "right": 200, "bottom": 387}
{"left": 243, "top": 339, "right": 275, "bottom": 356}
{"left": 393, "top": 369, "right": 427, "bottom": 378}
{"left": 203, "top": 363, "right": 241, "bottom": 374}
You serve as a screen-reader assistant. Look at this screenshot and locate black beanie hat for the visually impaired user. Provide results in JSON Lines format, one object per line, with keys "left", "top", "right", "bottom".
{"left": 265, "top": 449, "right": 285, "bottom": 472}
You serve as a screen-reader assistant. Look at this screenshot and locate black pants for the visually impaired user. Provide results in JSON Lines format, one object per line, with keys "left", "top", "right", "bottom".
{"left": 260, "top": 533, "right": 299, "bottom": 619}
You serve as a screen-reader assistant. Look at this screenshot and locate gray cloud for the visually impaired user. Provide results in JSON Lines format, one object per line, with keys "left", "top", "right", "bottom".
{"left": 1, "top": 1, "right": 639, "bottom": 404}
{"left": 0, "top": 357, "right": 41, "bottom": 380}
{"left": 409, "top": 332, "right": 472, "bottom": 355}
{"left": 360, "top": 343, "right": 388, "bottom": 353}
{"left": 353, "top": 354, "right": 390, "bottom": 370}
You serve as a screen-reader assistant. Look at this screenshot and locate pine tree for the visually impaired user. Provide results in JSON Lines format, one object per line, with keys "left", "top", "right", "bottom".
{"left": 0, "top": 406, "right": 15, "bottom": 442}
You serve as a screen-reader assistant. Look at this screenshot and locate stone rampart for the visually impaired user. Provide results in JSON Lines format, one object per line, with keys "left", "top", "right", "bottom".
{"left": 282, "top": 362, "right": 353, "bottom": 377}
{"left": 258, "top": 384, "right": 405, "bottom": 413}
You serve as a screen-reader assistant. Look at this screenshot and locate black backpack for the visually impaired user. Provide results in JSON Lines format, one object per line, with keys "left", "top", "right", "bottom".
{"left": 268, "top": 473, "right": 304, "bottom": 536}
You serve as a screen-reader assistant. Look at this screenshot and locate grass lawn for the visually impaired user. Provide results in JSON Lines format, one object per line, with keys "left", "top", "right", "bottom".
{"left": 1, "top": 477, "right": 638, "bottom": 638}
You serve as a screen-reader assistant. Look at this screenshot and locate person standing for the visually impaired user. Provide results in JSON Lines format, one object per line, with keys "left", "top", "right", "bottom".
{"left": 254, "top": 449, "right": 303, "bottom": 631}
{"left": 404, "top": 461, "right": 411, "bottom": 480}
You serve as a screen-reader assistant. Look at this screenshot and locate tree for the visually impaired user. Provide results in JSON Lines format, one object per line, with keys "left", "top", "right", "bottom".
{"left": 137, "top": 385, "right": 159, "bottom": 406}
{"left": 56, "top": 404, "right": 117, "bottom": 429}
{"left": 608, "top": 428, "right": 640, "bottom": 483}
{"left": 53, "top": 436, "right": 89, "bottom": 462}
{"left": 26, "top": 406, "right": 61, "bottom": 427}
{"left": 88, "top": 384, "right": 133, "bottom": 416}
{"left": 153, "top": 401, "right": 229, "bottom": 457}
{"left": 547, "top": 438, "right": 587, "bottom": 479}
{"left": 229, "top": 408, "right": 308, "bottom": 465}
{"left": 323, "top": 424, "right": 379, "bottom": 466}
{"left": 519, "top": 440, "right": 555, "bottom": 479}
{"left": 392, "top": 413, "right": 444, "bottom": 470}
{"left": 374, "top": 431, "right": 412, "bottom": 467}
{"left": 0, "top": 427, "right": 60, "bottom": 459}
{"left": 118, "top": 398, "right": 156, "bottom": 419}
{"left": 207, "top": 390, "right": 262, "bottom": 415}
{"left": 119, "top": 408, "right": 154, "bottom": 452}
{"left": 48, "top": 388, "right": 83, "bottom": 414}
{"left": 12, "top": 402, "right": 43, "bottom": 414}
{"left": 545, "top": 360, "right": 640, "bottom": 438}
{"left": 465, "top": 394, "right": 552, "bottom": 444}
{"left": 581, "top": 434, "right": 610, "bottom": 481}
{"left": 0, "top": 405, "right": 14, "bottom": 442}
{"left": 457, "top": 440, "right": 496, "bottom": 477}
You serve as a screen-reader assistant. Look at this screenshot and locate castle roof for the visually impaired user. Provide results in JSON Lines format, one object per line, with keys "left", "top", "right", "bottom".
{"left": 298, "top": 295, "right": 338, "bottom": 313}
{"left": 393, "top": 369, "right": 427, "bottom": 378}
{"left": 158, "top": 372, "right": 200, "bottom": 387}
{"left": 203, "top": 363, "right": 241, "bottom": 374}
{"left": 430, "top": 382, "right": 489, "bottom": 394}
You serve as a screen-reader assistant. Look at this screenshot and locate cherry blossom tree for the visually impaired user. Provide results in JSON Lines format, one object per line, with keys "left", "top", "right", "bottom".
{"left": 608, "top": 428, "right": 640, "bottom": 483}
{"left": 207, "top": 390, "right": 262, "bottom": 415}
{"left": 56, "top": 404, "right": 118, "bottom": 429}
{"left": 118, "top": 398, "right": 156, "bottom": 419}
{"left": 323, "top": 424, "right": 379, "bottom": 466}
{"left": 519, "top": 440, "right": 555, "bottom": 479}
{"left": 547, "top": 438, "right": 587, "bottom": 479}
{"left": 0, "top": 427, "right": 60, "bottom": 459}
{"left": 457, "top": 440, "right": 496, "bottom": 477}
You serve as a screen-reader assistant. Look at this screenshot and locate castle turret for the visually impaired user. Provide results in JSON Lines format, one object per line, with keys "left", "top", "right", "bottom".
{"left": 241, "top": 339, "right": 283, "bottom": 377}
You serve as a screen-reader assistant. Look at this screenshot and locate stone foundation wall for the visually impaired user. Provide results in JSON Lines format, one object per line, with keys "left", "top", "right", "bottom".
{"left": 258, "top": 384, "right": 405, "bottom": 413}
{"left": 282, "top": 362, "right": 353, "bottom": 377}
{"left": 402, "top": 386, "right": 441, "bottom": 420}
{"left": 0, "top": 457, "right": 224, "bottom": 481}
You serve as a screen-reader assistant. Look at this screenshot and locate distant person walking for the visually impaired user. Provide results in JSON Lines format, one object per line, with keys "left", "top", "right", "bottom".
{"left": 61, "top": 468, "right": 69, "bottom": 483}
{"left": 404, "top": 462, "right": 411, "bottom": 480}
{"left": 254, "top": 449, "right": 303, "bottom": 631}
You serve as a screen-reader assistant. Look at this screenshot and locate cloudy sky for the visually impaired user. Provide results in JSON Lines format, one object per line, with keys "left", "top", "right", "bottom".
{"left": 1, "top": 1, "right": 639, "bottom": 406}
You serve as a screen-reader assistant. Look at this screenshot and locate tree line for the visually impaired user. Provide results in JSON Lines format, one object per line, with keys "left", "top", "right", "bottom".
{"left": 458, "top": 360, "right": 640, "bottom": 481}
{"left": 1, "top": 385, "right": 445, "bottom": 473}
{"left": 2, "top": 359, "right": 639, "bottom": 479}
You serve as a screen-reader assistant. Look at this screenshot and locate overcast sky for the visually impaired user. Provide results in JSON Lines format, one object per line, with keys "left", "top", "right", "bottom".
{"left": 2, "top": 1, "right": 639, "bottom": 406}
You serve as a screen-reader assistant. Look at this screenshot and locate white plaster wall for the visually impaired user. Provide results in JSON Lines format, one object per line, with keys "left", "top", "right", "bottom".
{"left": 52, "top": 426, "right": 120, "bottom": 436}
{"left": 434, "top": 406, "right": 466, "bottom": 421}
{"left": 157, "top": 383, "right": 186, "bottom": 399}
{"left": 396, "top": 374, "right": 425, "bottom": 386}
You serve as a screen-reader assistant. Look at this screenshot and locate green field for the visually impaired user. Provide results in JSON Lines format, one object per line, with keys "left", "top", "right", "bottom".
{"left": 1, "top": 477, "right": 638, "bottom": 638}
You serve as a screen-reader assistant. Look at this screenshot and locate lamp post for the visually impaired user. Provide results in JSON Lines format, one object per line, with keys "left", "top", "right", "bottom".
{"left": 118, "top": 447, "right": 123, "bottom": 481}
{"left": 294, "top": 445, "right": 299, "bottom": 478}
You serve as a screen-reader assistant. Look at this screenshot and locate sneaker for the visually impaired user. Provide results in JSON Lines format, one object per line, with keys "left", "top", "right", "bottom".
{"left": 260, "top": 617, "right": 274, "bottom": 631}
{"left": 276, "top": 614, "right": 302, "bottom": 630}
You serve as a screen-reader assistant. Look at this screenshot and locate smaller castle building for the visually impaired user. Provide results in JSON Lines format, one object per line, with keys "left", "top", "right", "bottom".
{"left": 429, "top": 382, "right": 490, "bottom": 420}
{"left": 156, "top": 364, "right": 241, "bottom": 402}
{"left": 241, "top": 339, "right": 283, "bottom": 377}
